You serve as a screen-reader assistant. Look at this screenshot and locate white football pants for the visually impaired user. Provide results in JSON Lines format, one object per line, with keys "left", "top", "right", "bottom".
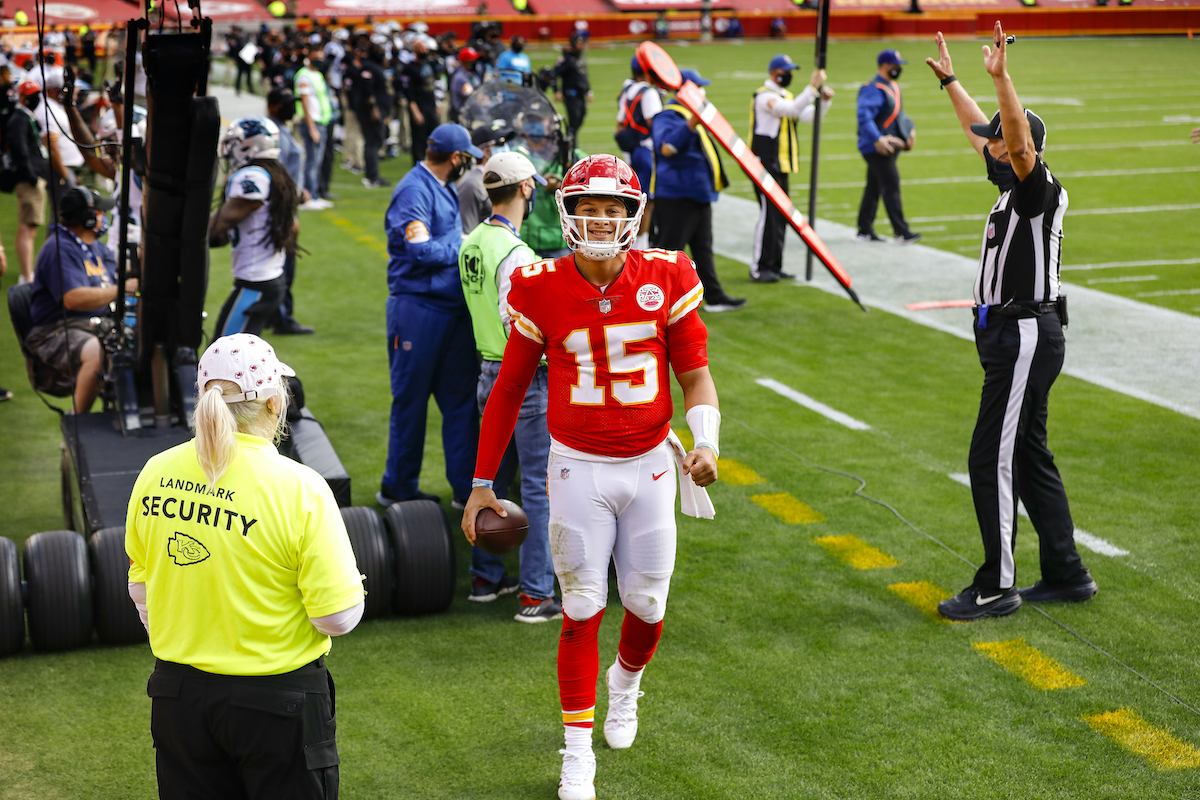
{"left": 547, "top": 438, "right": 678, "bottom": 624}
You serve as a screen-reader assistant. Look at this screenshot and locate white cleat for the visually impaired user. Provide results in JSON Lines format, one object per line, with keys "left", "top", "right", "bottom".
{"left": 603, "top": 665, "right": 645, "bottom": 750}
{"left": 558, "top": 748, "right": 596, "bottom": 800}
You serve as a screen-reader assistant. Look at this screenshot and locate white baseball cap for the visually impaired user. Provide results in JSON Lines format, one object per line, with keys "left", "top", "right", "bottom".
{"left": 482, "top": 152, "right": 547, "bottom": 190}
{"left": 198, "top": 333, "right": 295, "bottom": 404}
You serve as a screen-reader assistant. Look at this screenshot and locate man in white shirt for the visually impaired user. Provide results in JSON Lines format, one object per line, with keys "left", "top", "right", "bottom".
{"left": 34, "top": 67, "right": 85, "bottom": 209}
{"left": 749, "top": 54, "right": 833, "bottom": 283}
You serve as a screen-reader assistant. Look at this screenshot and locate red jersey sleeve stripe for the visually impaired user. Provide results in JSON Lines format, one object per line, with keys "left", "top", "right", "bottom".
{"left": 668, "top": 284, "right": 704, "bottom": 325}
{"left": 509, "top": 307, "right": 545, "bottom": 343}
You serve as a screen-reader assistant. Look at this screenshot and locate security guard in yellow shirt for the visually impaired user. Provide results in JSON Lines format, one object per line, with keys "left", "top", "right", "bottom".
{"left": 126, "top": 333, "right": 364, "bottom": 800}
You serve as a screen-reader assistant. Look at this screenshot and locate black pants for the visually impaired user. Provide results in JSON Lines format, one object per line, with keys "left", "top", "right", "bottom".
{"left": 319, "top": 120, "right": 336, "bottom": 198}
{"left": 651, "top": 197, "right": 729, "bottom": 304}
{"left": 857, "top": 151, "right": 911, "bottom": 237}
{"left": 235, "top": 61, "right": 255, "bottom": 95}
{"left": 214, "top": 275, "right": 288, "bottom": 338}
{"left": 750, "top": 139, "right": 789, "bottom": 278}
{"left": 358, "top": 111, "right": 384, "bottom": 183}
{"left": 564, "top": 94, "right": 586, "bottom": 138}
{"left": 968, "top": 311, "right": 1086, "bottom": 591}
{"left": 267, "top": 251, "right": 299, "bottom": 330}
{"left": 148, "top": 658, "right": 338, "bottom": 800}
{"left": 410, "top": 106, "right": 437, "bottom": 165}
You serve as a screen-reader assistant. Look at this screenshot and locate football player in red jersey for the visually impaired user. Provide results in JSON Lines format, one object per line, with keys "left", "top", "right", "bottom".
{"left": 462, "top": 155, "right": 722, "bottom": 800}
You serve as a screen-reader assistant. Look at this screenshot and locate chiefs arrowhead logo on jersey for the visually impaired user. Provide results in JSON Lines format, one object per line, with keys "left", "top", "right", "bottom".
{"left": 636, "top": 283, "right": 665, "bottom": 312}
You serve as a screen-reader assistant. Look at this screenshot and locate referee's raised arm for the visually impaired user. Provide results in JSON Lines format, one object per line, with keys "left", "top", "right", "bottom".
{"left": 925, "top": 31, "right": 989, "bottom": 159}
{"left": 982, "top": 21, "right": 1037, "bottom": 182}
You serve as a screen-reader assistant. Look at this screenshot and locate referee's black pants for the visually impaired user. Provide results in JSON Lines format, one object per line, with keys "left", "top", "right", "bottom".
{"left": 650, "top": 197, "right": 730, "bottom": 304}
{"left": 857, "top": 151, "right": 912, "bottom": 238}
{"left": 148, "top": 657, "right": 339, "bottom": 800}
{"left": 968, "top": 311, "right": 1087, "bottom": 592}
{"left": 750, "top": 137, "right": 789, "bottom": 279}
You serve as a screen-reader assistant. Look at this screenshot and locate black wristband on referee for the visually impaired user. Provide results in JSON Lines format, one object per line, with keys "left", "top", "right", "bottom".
{"left": 940, "top": 75, "right": 957, "bottom": 90}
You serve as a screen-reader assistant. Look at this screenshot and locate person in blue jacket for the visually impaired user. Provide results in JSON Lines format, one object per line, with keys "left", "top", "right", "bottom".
{"left": 380, "top": 123, "right": 485, "bottom": 508}
{"left": 855, "top": 49, "right": 921, "bottom": 244}
{"left": 650, "top": 68, "right": 745, "bottom": 312}
{"left": 495, "top": 36, "right": 531, "bottom": 84}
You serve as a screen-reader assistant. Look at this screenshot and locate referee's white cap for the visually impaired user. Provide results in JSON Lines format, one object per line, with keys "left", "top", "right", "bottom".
{"left": 199, "top": 333, "right": 295, "bottom": 404}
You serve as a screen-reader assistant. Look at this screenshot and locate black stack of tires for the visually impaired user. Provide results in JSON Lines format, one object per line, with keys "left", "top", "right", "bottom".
{"left": 0, "top": 501, "right": 456, "bottom": 657}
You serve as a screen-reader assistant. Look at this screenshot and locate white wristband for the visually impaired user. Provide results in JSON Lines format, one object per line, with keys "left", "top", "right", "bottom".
{"left": 685, "top": 404, "right": 721, "bottom": 459}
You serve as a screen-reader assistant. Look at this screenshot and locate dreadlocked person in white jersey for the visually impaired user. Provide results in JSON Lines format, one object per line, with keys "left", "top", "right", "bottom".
{"left": 209, "top": 117, "right": 301, "bottom": 337}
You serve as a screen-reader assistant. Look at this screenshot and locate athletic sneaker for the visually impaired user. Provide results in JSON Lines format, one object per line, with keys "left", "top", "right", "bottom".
{"left": 451, "top": 497, "right": 468, "bottom": 510}
{"left": 895, "top": 232, "right": 923, "bottom": 245}
{"left": 469, "top": 574, "right": 520, "bottom": 603}
{"left": 603, "top": 665, "right": 645, "bottom": 750}
{"left": 750, "top": 271, "right": 781, "bottom": 284}
{"left": 1018, "top": 570, "right": 1098, "bottom": 603}
{"left": 778, "top": 270, "right": 797, "bottom": 280}
{"left": 704, "top": 297, "right": 747, "bottom": 312}
{"left": 514, "top": 593, "right": 563, "bottom": 622}
{"left": 855, "top": 232, "right": 885, "bottom": 242}
{"left": 0, "top": 388, "right": 12, "bottom": 402}
{"left": 938, "top": 585, "right": 1022, "bottom": 621}
{"left": 557, "top": 748, "right": 596, "bottom": 800}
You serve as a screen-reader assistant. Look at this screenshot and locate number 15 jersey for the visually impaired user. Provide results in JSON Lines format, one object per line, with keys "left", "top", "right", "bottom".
{"left": 503, "top": 248, "right": 708, "bottom": 459}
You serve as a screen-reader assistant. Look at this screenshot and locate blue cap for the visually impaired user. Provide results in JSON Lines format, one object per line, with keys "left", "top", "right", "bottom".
{"left": 680, "top": 68, "right": 710, "bottom": 87}
{"left": 427, "top": 123, "right": 484, "bottom": 159}
{"left": 768, "top": 54, "right": 798, "bottom": 72}
{"left": 631, "top": 55, "right": 643, "bottom": 74}
{"left": 877, "top": 49, "right": 907, "bottom": 66}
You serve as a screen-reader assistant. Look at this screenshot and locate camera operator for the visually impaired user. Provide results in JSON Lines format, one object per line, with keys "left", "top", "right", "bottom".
{"left": 24, "top": 187, "right": 138, "bottom": 412}
{"left": 926, "top": 25, "right": 1096, "bottom": 621}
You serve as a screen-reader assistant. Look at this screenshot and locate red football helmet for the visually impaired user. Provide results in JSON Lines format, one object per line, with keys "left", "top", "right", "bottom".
{"left": 555, "top": 154, "right": 646, "bottom": 261}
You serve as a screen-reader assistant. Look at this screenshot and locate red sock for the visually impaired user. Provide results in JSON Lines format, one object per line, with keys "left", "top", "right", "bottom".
{"left": 616, "top": 612, "right": 663, "bottom": 672}
{"left": 558, "top": 610, "right": 605, "bottom": 728}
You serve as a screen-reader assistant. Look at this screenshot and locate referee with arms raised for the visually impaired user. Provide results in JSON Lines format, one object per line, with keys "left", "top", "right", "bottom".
{"left": 927, "top": 23, "right": 1096, "bottom": 621}
{"left": 127, "top": 333, "right": 365, "bottom": 797}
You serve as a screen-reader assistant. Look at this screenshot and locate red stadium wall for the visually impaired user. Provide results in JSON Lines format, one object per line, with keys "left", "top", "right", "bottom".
{"left": 3, "top": 4, "right": 1199, "bottom": 37}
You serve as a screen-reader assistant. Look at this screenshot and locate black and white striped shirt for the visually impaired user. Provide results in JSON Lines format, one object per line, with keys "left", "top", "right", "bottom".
{"left": 973, "top": 159, "right": 1068, "bottom": 305}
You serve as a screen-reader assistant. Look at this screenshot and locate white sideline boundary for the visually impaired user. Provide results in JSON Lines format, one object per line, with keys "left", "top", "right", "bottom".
{"left": 947, "top": 474, "right": 1129, "bottom": 558}
{"left": 755, "top": 378, "right": 871, "bottom": 431}
{"left": 712, "top": 194, "right": 1200, "bottom": 422}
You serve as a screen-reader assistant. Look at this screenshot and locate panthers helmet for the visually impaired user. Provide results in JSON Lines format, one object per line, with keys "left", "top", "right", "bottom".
{"left": 220, "top": 116, "right": 281, "bottom": 171}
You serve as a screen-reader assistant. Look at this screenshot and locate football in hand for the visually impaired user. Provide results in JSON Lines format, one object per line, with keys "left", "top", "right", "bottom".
{"left": 474, "top": 499, "right": 530, "bottom": 556}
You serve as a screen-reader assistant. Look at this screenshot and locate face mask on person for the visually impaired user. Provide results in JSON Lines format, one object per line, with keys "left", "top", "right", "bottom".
{"left": 448, "top": 154, "right": 471, "bottom": 183}
{"left": 310, "top": 58, "right": 326, "bottom": 72}
{"left": 523, "top": 180, "right": 536, "bottom": 220}
{"left": 512, "top": 40, "right": 525, "bottom": 54}
{"left": 888, "top": 66, "right": 902, "bottom": 80}
{"left": 776, "top": 71, "right": 793, "bottom": 88}
{"left": 276, "top": 103, "right": 296, "bottom": 123}
{"left": 21, "top": 93, "right": 41, "bottom": 111}
{"left": 984, "top": 148, "right": 1017, "bottom": 193}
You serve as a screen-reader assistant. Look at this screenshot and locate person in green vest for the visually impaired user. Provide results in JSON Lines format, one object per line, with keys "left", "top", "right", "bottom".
{"left": 520, "top": 144, "right": 588, "bottom": 259}
{"left": 748, "top": 54, "right": 833, "bottom": 283}
{"left": 294, "top": 43, "right": 334, "bottom": 203}
{"left": 458, "top": 151, "right": 562, "bottom": 622}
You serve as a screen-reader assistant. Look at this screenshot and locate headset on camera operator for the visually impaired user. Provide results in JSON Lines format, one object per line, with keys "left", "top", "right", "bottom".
{"left": 24, "top": 186, "right": 139, "bottom": 413}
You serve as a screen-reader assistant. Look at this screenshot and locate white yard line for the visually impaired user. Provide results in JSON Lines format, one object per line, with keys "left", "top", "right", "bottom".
{"left": 946, "top": 474, "right": 1129, "bottom": 557}
{"left": 1136, "top": 288, "right": 1200, "bottom": 298}
{"left": 1085, "top": 275, "right": 1158, "bottom": 285}
{"left": 1063, "top": 258, "right": 1200, "bottom": 272}
{"left": 755, "top": 378, "right": 872, "bottom": 431}
{"left": 909, "top": 203, "right": 1200, "bottom": 224}
{"left": 801, "top": 165, "right": 1200, "bottom": 191}
{"left": 820, "top": 140, "right": 1190, "bottom": 161}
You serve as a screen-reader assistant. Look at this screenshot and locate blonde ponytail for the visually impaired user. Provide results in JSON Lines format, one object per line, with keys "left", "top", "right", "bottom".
{"left": 193, "top": 378, "right": 291, "bottom": 490}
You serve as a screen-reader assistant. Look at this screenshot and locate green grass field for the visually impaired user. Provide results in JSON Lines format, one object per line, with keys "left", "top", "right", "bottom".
{"left": 2, "top": 35, "right": 1199, "bottom": 799}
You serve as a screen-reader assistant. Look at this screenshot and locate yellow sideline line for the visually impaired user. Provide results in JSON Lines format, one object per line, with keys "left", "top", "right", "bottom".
{"left": 972, "top": 639, "right": 1086, "bottom": 690}
{"left": 752, "top": 493, "right": 825, "bottom": 524}
{"left": 887, "top": 581, "right": 959, "bottom": 623}
{"left": 815, "top": 534, "right": 899, "bottom": 569}
{"left": 717, "top": 459, "right": 763, "bottom": 486}
{"left": 1084, "top": 708, "right": 1200, "bottom": 770}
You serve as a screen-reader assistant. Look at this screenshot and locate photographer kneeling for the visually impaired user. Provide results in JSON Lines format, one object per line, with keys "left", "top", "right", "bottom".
{"left": 25, "top": 186, "right": 138, "bottom": 413}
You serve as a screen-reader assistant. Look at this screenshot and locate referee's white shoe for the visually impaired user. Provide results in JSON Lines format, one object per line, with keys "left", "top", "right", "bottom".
{"left": 603, "top": 665, "right": 645, "bottom": 749}
{"left": 558, "top": 748, "right": 596, "bottom": 800}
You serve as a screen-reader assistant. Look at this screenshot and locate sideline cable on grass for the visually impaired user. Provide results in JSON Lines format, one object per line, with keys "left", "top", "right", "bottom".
{"left": 723, "top": 414, "right": 1200, "bottom": 720}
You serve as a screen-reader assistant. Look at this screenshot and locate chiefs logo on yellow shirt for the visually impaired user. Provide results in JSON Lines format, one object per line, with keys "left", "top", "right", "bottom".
{"left": 405, "top": 221, "right": 430, "bottom": 244}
